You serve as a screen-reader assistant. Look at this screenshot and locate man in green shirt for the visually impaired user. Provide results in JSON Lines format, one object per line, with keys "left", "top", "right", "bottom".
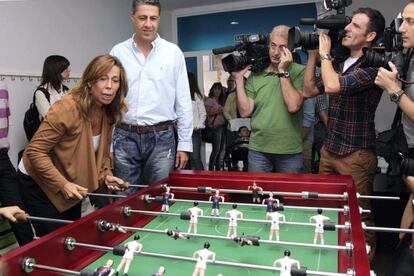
{"left": 232, "top": 25, "right": 305, "bottom": 173}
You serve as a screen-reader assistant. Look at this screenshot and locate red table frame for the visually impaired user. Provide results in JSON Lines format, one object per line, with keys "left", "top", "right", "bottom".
{"left": 1, "top": 171, "right": 369, "bottom": 275}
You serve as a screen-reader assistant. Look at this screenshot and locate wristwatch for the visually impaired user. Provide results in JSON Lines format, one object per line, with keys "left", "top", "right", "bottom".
{"left": 320, "top": 53, "right": 333, "bottom": 61}
{"left": 278, "top": 71, "right": 290, "bottom": 78}
{"left": 390, "top": 89, "right": 405, "bottom": 103}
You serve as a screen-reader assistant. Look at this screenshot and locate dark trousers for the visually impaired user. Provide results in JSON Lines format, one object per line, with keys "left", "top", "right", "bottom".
{"left": 0, "top": 150, "right": 34, "bottom": 245}
{"left": 17, "top": 170, "right": 81, "bottom": 237}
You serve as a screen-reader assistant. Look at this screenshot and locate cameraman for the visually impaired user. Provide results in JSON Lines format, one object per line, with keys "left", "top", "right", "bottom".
{"left": 303, "top": 7, "right": 385, "bottom": 260}
{"left": 375, "top": 2, "right": 414, "bottom": 273}
{"left": 231, "top": 25, "right": 305, "bottom": 173}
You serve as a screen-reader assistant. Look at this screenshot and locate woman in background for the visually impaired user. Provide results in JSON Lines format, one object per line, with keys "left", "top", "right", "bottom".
{"left": 188, "top": 72, "right": 206, "bottom": 170}
{"left": 35, "top": 55, "right": 71, "bottom": 118}
{"left": 205, "top": 82, "right": 226, "bottom": 171}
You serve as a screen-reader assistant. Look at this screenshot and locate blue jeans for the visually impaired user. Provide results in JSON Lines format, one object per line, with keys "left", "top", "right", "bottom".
{"left": 189, "top": 129, "right": 204, "bottom": 170}
{"left": 209, "top": 125, "right": 225, "bottom": 171}
{"left": 113, "top": 126, "right": 176, "bottom": 195}
{"left": 248, "top": 149, "right": 304, "bottom": 173}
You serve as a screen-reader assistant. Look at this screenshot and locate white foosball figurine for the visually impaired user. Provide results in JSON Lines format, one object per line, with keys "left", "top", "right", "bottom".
{"left": 114, "top": 235, "right": 142, "bottom": 276}
{"left": 309, "top": 208, "right": 330, "bottom": 245}
{"left": 267, "top": 207, "right": 286, "bottom": 241}
{"left": 188, "top": 201, "right": 204, "bottom": 234}
{"left": 273, "top": 250, "right": 301, "bottom": 276}
{"left": 192, "top": 242, "right": 216, "bottom": 276}
{"left": 225, "top": 204, "right": 243, "bottom": 238}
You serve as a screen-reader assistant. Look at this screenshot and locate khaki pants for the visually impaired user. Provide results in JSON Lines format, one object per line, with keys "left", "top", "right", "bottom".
{"left": 319, "top": 147, "right": 377, "bottom": 259}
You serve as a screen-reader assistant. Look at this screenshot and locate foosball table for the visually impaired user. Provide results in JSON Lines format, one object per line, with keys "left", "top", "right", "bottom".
{"left": 1, "top": 170, "right": 374, "bottom": 275}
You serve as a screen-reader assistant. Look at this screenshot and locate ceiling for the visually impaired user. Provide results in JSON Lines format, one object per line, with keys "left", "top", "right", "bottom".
{"left": 161, "top": 0, "right": 252, "bottom": 11}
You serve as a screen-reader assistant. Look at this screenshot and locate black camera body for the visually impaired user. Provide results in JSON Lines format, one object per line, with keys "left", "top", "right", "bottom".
{"left": 362, "top": 17, "right": 405, "bottom": 77}
{"left": 212, "top": 34, "right": 270, "bottom": 73}
{"left": 399, "top": 152, "right": 414, "bottom": 176}
{"left": 287, "top": 0, "right": 352, "bottom": 60}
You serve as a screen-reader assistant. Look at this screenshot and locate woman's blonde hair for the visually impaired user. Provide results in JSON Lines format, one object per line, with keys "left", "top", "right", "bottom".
{"left": 70, "top": 55, "right": 128, "bottom": 124}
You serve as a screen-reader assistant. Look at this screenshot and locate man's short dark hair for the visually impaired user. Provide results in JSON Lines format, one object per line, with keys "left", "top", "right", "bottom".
{"left": 353, "top": 8, "right": 385, "bottom": 44}
{"left": 132, "top": 0, "right": 161, "bottom": 14}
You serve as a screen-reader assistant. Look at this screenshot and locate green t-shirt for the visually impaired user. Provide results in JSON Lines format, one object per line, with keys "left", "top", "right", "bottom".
{"left": 246, "top": 63, "right": 305, "bottom": 154}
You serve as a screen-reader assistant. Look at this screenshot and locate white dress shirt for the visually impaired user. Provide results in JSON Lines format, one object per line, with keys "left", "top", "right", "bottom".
{"left": 110, "top": 34, "right": 193, "bottom": 152}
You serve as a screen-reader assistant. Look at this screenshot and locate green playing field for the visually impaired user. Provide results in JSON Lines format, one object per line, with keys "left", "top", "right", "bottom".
{"left": 87, "top": 201, "right": 338, "bottom": 275}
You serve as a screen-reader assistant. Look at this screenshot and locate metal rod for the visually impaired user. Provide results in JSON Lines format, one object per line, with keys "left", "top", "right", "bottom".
{"left": 147, "top": 196, "right": 363, "bottom": 214}
{"left": 28, "top": 216, "right": 73, "bottom": 224}
{"left": 129, "top": 209, "right": 347, "bottom": 230}
{"left": 167, "top": 185, "right": 348, "bottom": 199}
{"left": 364, "top": 225, "right": 414, "bottom": 234}
{"left": 29, "top": 263, "right": 80, "bottom": 275}
{"left": 70, "top": 239, "right": 348, "bottom": 276}
{"left": 129, "top": 184, "right": 398, "bottom": 201}
{"left": 121, "top": 225, "right": 349, "bottom": 251}
{"left": 87, "top": 192, "right": 127, "bottom": 198}
{"left": 357, "top": 193, "right": 400, "bottom": 200}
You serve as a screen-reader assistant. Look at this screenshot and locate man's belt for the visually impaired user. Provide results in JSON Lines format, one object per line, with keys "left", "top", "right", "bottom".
{"left": 117, "top": 121, "right": 173, "bottom": 134}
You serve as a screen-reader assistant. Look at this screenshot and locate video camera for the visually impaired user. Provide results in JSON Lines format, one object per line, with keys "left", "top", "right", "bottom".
{"left": 362, "top": 16, "right": 405, "bottom": 77}
{"left": 287, "top": 0, "right": 352, "bottom": 60}
{"left": 212, "top": 34, "right": 270, "bottom": 73}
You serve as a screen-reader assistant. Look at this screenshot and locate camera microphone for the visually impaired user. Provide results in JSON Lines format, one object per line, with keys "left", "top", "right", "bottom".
{"left": 212, "top": 45, "right": 238, "bottom": 55}
{"left": 300, "top": 15, "right": 350, "bottom": 29}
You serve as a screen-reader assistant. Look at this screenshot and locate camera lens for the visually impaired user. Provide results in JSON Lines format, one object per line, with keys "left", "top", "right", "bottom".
{"left": 400, "top": 154, "right": 414, "bottom": 176}
{"left": 363, "top": 48, "right": 392, "bottom": 69}
{"left": 288, "top": 27, "right": 319, "bottom": 51}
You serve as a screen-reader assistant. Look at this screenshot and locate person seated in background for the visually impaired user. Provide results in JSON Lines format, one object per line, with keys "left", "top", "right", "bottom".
{"left": 17, "top": 55, "right": 128, "bottom": 238}
{"left": 226, "top": 126, "right": 250, "bottom": 171}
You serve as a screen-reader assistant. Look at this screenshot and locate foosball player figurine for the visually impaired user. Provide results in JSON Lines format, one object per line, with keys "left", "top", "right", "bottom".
{"left": 209, "top": 189, "right": 224, "bottom": 217}
{"left": 98, "top": 220, "right": 127, "bottom": 234}
{"left": 161, "top": 186, "right": 174, "bottom": 212}
{"left": 273, "top": 250, "right": 301, "bottom": 276}
{"left": 267, "top": 206, "right": 286, "bottom": 241}
{"left": 151, "top": 266, "right": 166, "bottom": 276}
{"left": 233, "top": 235, "right": 260, "bottom": 247}
{"left": 247, "top": 182, "right": 263, "bottom": 203}
{"left": 114, "top": 235, "right": 143, "bottom": 276}
{"left": 192, "top": 242, "right": 216, "bottom": 276}
{"left": 262, "top": 192, "right": 280, "bottom": 216}
{"left": 309, "top": 208, "right": 330, "bottom": 245}
{"left": 93, "top": 259, "right": 115, "bottom": 276}
{"left": 188, "top": 201, "right": 204, "bottom": 234}
{"left": 225, "top": 204, "right": 243, "bottom": 238}
{"left": 166, "top": 228, "right": 189, "bottom": 240}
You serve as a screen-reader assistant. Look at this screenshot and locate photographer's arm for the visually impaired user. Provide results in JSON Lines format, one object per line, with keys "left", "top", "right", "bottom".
{"left": 304, "top": 50, "right": 321, "bottom": 98}
{"left": 278, "top": 48, "right": 303, "bottom": 113}
{"left": 232, "top": 66, "right": 255, "bottom": 117}
{"left": 319, "top": 34, "right": 341, "bottom": 94}
{"left": 375, "top": 62, "right": 414, "bottom": 122}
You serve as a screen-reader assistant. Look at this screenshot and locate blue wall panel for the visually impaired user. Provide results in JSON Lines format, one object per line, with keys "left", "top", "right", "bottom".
{"left": 177, "top": 4, "right": 317, "bottom": 52}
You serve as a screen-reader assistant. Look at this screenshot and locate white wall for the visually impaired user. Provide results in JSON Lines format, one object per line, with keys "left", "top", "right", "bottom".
{"left": 0, "top": 0, "right": 133, "bottom": 166}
